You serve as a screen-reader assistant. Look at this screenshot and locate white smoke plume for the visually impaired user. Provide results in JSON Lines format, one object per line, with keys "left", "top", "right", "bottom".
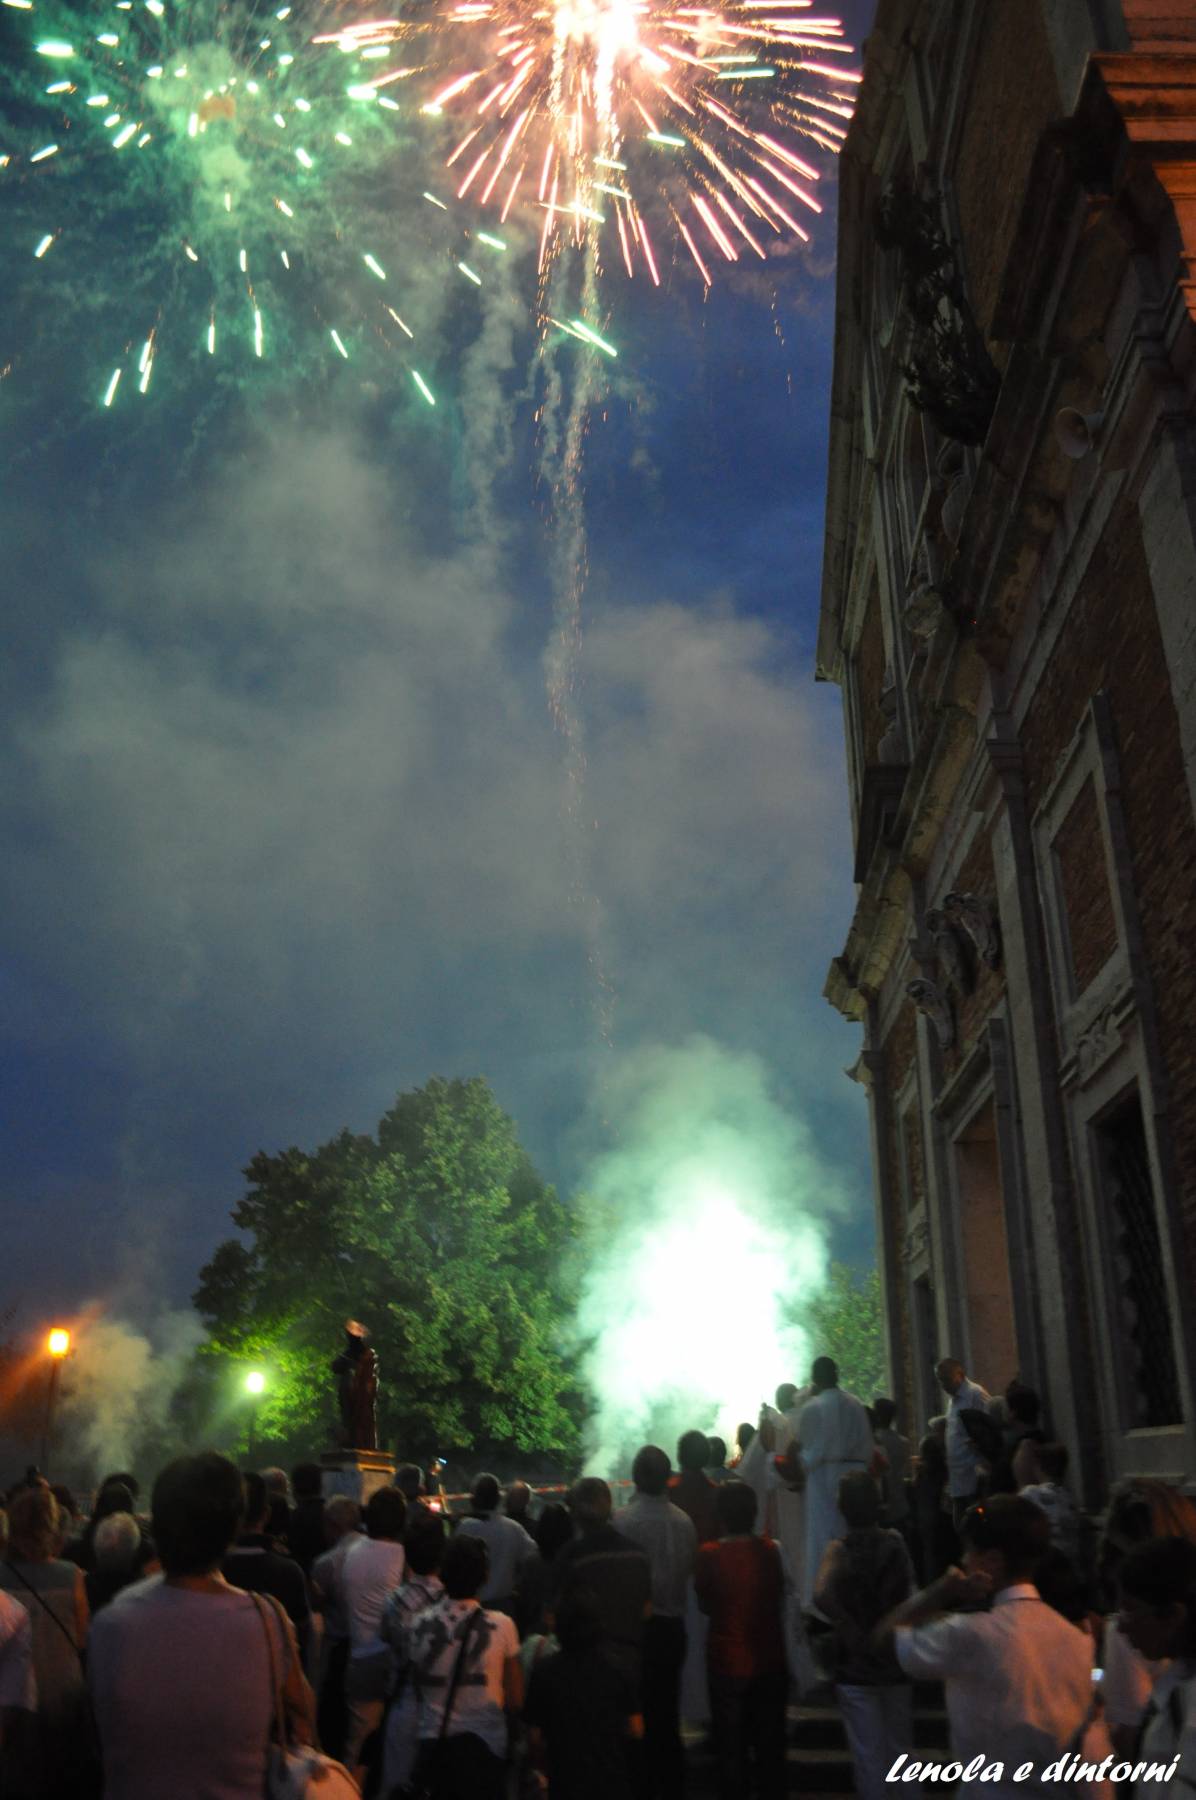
{"left": 57, "top": 1311, "right": 204, "bottom": 1484}
{"left": 573, "top": 1036, "right": 850, "bottom": 1473}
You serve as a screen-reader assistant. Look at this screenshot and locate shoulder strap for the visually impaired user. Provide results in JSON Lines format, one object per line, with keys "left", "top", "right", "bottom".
{"left": 438, "top": 1608, "right": 482, "bottom": 1744}
{"left": 250, "top": 1591, "right": 290, "bottom": 1755}
{"left": 2, "top": 1559, "right": 82, "bottom": 1660}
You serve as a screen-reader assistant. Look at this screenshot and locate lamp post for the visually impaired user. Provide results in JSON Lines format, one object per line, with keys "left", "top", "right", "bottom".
{"left": 245, "top": 1369, "right": 265, "bottom": 1460}
{"left": 42, "top": 1328, "right": 71, "bottom": 1475}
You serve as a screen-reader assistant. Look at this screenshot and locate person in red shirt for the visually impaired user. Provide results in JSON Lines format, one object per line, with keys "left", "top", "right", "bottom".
{"left": 693, "top": 1480, "right": 787, "bottom": 1800}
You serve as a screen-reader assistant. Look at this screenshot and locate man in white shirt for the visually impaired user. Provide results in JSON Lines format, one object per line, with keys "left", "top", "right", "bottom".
{"left": 937, "top": 1357, "right": 992, "bottom": 1528}
{"left": 618, "top": 1445, "right": 697, "bottom": 1800}
{"left": 341, "top": 1485, "right": 408, "bottom": 1776}
{"left": 879, "top": 1494, "right": 1094, "bottom": 1800}
{"left": 455, "top": 1474, "right": 536, "bottom": 1616}
{"left": 797, "top": 1357, "right": 875, "bottom": 1610}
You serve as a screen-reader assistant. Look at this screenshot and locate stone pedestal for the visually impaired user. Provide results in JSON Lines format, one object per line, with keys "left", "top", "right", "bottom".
{"left": 321, "top": 1449, "right": 396, "bottom": 1506}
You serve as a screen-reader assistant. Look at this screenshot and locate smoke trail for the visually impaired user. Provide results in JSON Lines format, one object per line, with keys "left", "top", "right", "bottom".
{"left": 538, "top": 242, "right": 617, "bottom": 1039}
{"left": 572, "top": 1037, "right": 846, "bottom": 1472}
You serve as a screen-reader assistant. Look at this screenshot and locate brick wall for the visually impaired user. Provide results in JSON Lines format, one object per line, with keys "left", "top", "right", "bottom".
{"left": 1053, "top": 773, "right": 1119, "bottom": 995}
{"left": 1021, "top": 495, "right": 1196, "bottom": 1294}
{"left": 954, "top": 1, "right": 1063, "bottom": 338}
{"left": 900, "top": 1091, "right": 927, "bottom": 1214}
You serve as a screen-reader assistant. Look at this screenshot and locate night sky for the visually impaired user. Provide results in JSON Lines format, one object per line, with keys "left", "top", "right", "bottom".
{"left": 1, "top": 0, "right": 878, "bottom": 1356}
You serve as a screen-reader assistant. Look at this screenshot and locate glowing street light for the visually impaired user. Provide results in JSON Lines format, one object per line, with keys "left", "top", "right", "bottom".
{"left": 244, "top": 1368, "right": 266, "bottom": 1456}
{"left": 42, "top": 1326, "right": 72, "bottom": 1472}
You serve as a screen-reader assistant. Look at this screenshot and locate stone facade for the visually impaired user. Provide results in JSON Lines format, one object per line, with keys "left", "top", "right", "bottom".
{"left": 817, "top": 0, "right": 1196, "bottom": 1494}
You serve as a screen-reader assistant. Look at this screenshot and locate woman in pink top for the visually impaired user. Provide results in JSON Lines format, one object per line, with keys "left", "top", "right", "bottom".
{"left": 90, "top": 1454, "right": 314, "bottom": 1800}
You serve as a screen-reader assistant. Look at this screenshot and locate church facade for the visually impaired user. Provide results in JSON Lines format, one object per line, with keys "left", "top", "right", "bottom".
{"left": 816, "top": 0, "right": 1196, "bottom": 1495}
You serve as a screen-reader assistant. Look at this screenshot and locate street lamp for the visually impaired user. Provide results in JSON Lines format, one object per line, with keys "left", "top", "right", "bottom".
{"left": 244, "top": 1369, "right": 266, "bottom": 1457}
{"left": 42, "top": 1327, "right": 72, "bottom": 1473}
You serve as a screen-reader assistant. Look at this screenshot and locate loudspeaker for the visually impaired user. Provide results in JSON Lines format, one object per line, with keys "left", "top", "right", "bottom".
{"left": 1053, "top": 407, "right": 1104, "bottom": 460}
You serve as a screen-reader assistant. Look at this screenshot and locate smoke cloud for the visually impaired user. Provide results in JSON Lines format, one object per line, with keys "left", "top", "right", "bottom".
{"left": 0, "top": 252, "right": 871, "bottom": 1397}
{"left": 573, "top": 1035, "right": 850, "bottom": 1471}
{"left": 57, "top": 1311, "right": 204, "bottom": 1484}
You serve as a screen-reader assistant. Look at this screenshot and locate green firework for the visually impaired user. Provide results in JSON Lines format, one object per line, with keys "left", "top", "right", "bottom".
{"left": 0, "top": 0, "right": 444, "bottom": 413}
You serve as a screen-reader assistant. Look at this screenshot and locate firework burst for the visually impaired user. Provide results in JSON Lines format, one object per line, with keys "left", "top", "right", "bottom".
{"left": 0, "top": 0, "right": 449, "bottom": 412}
{"left": 412, "top": 0, "right": 858, "bottom": 288}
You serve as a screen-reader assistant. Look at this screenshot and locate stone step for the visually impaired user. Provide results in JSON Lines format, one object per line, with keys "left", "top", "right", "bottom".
{"left": 684, "top": 1694, "right": 953, "bottom": 1796}
{"left": 785, "top": 1703, "right": 949, "bottom": 1751}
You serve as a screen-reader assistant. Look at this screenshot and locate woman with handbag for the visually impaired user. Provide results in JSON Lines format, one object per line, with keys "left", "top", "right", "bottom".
{"left": 90, "top": 1452, "right": 318, "bottom": 1799}
{"left": 0, "top": 1484, "right": 94, "bottom": 1800}
{"left": 405, "top": 1533, "right": 522, "bottom": 1800}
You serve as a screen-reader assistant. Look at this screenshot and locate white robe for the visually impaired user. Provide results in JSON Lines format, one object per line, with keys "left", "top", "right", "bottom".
{"left": 736, "top": 1402, "right": 797, "bottom": 1540}
{"left": 797, "top": 1385, "right": 874, "bottom": 1610}
{"left": 770, "top": 1393, "right": 814, "bottom": 1594}
{"left": 773, "top": 1391, "right": 819, "bottom": 1693}
{"left": 736, "top": 1423, "right": 774, "bottom": 1536}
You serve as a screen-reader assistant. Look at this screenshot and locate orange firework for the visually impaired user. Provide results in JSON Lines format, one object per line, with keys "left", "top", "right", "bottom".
{"left": 410, "top": 0, "right": 859, "bottom": 284}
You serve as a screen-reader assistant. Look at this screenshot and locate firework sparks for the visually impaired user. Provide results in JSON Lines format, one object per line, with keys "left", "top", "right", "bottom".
{"left": 408, "top": 0, "right": 857, "bottom": 284}
{"left": 1, "top": 0, "right": 441, "bottom": 411}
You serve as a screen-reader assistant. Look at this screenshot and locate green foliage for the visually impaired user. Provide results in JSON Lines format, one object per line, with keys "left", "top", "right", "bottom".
{"left": 790, "top": 1262, "right": 885, "bottom": 1402}
{"left": 194, "top": 1077, "right": 585, "bottom": 1465}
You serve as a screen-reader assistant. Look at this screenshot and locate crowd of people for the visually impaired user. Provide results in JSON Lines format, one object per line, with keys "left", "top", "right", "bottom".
{"left": 0, "top": 1351, "right": 1193, "bottom": 1800}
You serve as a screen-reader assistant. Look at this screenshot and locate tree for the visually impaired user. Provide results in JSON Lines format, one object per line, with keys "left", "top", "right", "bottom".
{"left": 194, "top": 1077, "right": 585, "bottom": 1465}
{"left": 790, "top": 1262, "right": 885, "bottom": 1402}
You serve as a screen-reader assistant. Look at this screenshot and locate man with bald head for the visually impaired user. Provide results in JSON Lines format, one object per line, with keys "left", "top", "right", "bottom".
{"left": 936, "top": 1357, "right": 992, "bottom": 1529}
{"left": 505, "top": 1480, "right": 533, "bottom": 1529}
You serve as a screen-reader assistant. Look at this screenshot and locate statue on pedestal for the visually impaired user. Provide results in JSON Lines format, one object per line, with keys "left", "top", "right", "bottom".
{"left": 332, "top": 1320, "right": 379, "bottom": 1451}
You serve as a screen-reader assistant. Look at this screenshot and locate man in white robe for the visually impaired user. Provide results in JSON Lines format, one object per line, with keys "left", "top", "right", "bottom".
{"left": 741, "top": 1383, "right": 820, "bottom": 1693}
{"left": 770, "top": 1384, "right": 814, "bottom": 1593}
{"left": 797, "top": 1356, "right": 875, "bottom": 1611}
{"left": 736, "top": 1387, "right": 787, "bottom": 1532}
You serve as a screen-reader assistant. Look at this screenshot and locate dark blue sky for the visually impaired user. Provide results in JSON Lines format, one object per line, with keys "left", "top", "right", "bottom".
{"left": 1, "top": 0, "right": 877, "bottom": 1358}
